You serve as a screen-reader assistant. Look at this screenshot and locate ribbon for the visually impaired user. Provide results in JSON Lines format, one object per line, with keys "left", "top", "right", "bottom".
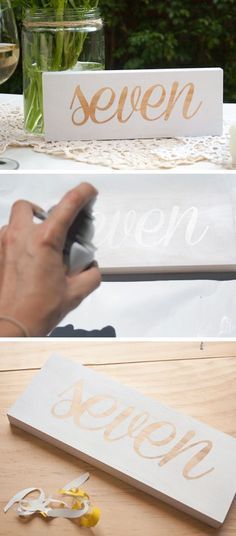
{"left": 4, "top": 472, "right": 100, "bottom": 527}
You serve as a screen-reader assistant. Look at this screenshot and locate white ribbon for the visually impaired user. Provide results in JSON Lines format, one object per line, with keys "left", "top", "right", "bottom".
{"left": 62, "top": 472, "right": 90, "bottom": 490}
{"left": 4, "top": 473, "right": 91, "bottom": 519}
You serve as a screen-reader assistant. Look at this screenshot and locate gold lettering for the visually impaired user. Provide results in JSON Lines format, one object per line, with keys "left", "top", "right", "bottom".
{"left": 51, "top": 379, "right": 84, "bottom": 419}
{"left": 52, "top": 382, "right": 214, "bottom": 480}
{"left": 134, "top": 421, "right": 176, "bottom": 458}
{"left": 164, "top": 81, "right": 202, "bottom": 120}
{"left": 70, "top": 81, "right": 203, "bottom": 127}
{"left": 70, "top": 86, "right": 90, "bottom": 126}
{"left": 52, "top": 380, "right": 117, "bottom": 430}
{"left": 104, "top": 406, "right": 135, "bottom": 441}
{"left": 117, "top": 86, "right": 142, "bottom": 123}
{"left": 104, "top": 410, "right": 150, "bottom": 442}
{"left": 128, "top": 412, "right": 150, "bottom": 437}
{"left": 158, "top": 430, "right": 214, "bottom": 479}
{"left": 131, "top": 86, "right": 142, "bottom": 112}
{"left": 141, "top": 84, "right": 166, "bottom": 121}
{"left": 90, "top": 87, "right": 117, "bottom": 124}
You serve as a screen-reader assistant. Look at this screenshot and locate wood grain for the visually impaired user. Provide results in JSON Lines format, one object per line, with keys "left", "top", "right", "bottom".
{"left": 0, "top": 341, "right": 235, "bottom": 535}
{"left": 0, "top": 340, "right": 236, "bottom": 371}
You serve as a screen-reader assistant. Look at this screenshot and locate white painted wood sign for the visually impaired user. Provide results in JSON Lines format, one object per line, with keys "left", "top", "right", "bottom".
{"left": 92, "top": 173, "right": 236, "bottom": 273}
{"left": 7, "top": 355, "right": 236, "bottom": 527}
{"left": 0, "top": 173, "right": 235, "bottom": 273}
{"left": 43, "top": 68, "right": 223, "bottom": 141}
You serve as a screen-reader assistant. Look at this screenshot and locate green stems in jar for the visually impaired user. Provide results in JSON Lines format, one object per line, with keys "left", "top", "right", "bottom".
{"left": 22, "top": 2, "right": 102, "bottom": 135}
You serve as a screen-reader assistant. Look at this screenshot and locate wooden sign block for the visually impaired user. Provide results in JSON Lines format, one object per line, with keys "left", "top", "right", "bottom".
{"left": 7, "top": 355, "right": 236, "bottom": 528}
{"left": 91, "top": 173, "right": 236, "bottom": 273}
{"left": 0, "top": 173, "right": 235, "bottom": 274}
{"left": 43, "top": 68, "right": 223, "bottom": 141}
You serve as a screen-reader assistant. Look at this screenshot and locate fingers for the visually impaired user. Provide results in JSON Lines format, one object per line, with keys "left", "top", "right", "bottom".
{"left": 67, "top": 262, "right": 101, "bottom": 308}
{"left": 0, "top": 225, "right": 7, "bottom": 239}
{"left": 8, "top": 200, "right": 36, "bottom": 229}
{"left": 0, "top": 225, "right": 7, "bottom": 256}
{"left": 45, "top": 183, "right": 98, "bottom": 250}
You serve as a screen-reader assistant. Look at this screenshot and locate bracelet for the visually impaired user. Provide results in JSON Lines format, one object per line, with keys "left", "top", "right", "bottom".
{"left": 0, "top": 316, "right": 30, "bottom": 337}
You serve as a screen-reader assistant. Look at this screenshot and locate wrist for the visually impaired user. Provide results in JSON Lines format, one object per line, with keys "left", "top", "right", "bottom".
{"left": 0, "top": 317, "right": 28, "bottom": 337}
{"left": 0, "top": 302, "right": 61, "bottom": 338}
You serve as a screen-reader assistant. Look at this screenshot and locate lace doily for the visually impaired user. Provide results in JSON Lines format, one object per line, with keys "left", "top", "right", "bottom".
{"left": 0, "top": 101, "right": 233, "bottom": 169}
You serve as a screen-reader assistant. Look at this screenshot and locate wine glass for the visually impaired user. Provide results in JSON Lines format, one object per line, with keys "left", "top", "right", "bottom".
{"left": 0, "top": 0, "right": 20, "bottom": 170}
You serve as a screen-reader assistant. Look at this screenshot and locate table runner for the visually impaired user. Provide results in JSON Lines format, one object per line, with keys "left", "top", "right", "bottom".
{"left": 0, "top": 101, "right": 232, "bottom": 170}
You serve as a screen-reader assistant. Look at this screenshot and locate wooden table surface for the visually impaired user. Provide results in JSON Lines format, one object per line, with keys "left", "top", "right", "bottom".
{"left": 0, "top": 340, "right": 236, "bottom": 535}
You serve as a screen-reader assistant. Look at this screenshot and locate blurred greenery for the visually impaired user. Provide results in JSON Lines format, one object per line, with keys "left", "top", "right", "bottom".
{"left": 2, "top": 0, "right": 236, "bottom": 101}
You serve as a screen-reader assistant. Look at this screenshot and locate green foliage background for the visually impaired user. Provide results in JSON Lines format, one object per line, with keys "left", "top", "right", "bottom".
{"left": 2, "top": 0, "right": 236, "bottom": 101}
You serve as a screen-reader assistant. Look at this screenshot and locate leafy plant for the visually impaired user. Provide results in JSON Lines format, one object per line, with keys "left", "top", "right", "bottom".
{"left": 2, "top": 0, "right": 236, "bottom": 103}
{"left": 101, "top": 0, "right": 236, "bottom": 102}
{"left": 10, "top": 0, "right": 102, "bottom": 133}
{"left": 12, "top": 1, "right": 99, "bottom": 11}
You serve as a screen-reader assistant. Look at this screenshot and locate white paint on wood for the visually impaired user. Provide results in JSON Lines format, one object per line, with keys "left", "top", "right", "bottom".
{"left": 7, "top": 354, "right": 236, "bottom": 527}
{"left": 0, "top": 173, "right": 235, "bottom": 273}
{"left": 92, "top": 173, "right": 236, "bottom": 272}
{"left": 43, "top": 68, "right": 223, "bottom": 141}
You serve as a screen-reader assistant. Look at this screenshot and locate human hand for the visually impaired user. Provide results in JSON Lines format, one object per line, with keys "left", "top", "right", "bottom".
{"left": 0, "top": 182, "right": 101, "bottom": 337}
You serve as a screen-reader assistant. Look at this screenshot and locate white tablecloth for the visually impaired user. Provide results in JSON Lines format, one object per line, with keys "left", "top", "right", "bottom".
{"left": 0, "top": 94, "right": 235, "bottom": 171}
{"left": 0, "top": 174, "right": 236, "bottom": 338}
{"left": 55, "top": 279, "right": 236, "bottom": 338}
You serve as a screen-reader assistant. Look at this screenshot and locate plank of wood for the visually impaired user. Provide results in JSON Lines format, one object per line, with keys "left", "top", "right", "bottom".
{"left": 1, "top": 357, "right": 235, "bottom": 535}
{"left": 0, "top": 340, "right": 236, "bottom": 372}
{"left": 1, "top": 357, "right": 236, "bottom": 432}
{"left": 2, "top": 173, "right": 236, "bottom": 276}
{"left": 44, "top": 69, "right": 223, "bottom": 140}
{"left": 6, "top": 355, "right": 236, "bottom": 527}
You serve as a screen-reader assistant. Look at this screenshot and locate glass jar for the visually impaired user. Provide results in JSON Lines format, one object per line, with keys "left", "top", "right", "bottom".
{"left": 22, "top": 8, "right": 105, "bottom": 135}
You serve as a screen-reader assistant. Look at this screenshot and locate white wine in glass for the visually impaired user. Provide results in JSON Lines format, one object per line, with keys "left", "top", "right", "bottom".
{"left": 0, "top": 42, "right": 19, "bottom": 84}
{"left": 0, "top": 0, "right": 20, "bottom": 170}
